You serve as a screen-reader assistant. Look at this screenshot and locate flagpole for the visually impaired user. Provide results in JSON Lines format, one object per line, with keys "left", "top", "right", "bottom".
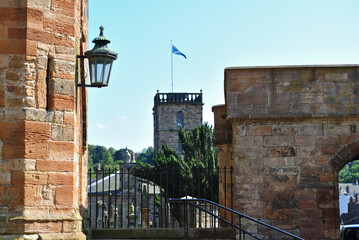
{"left": 171, "top": 40, "right": 174, "bottom": 92}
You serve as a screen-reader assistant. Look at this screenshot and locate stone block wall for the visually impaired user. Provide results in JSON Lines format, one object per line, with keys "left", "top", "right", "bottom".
{"left": 0, "top": 0, "right": 88, "bottom": 239}
{"left": 213, "top": 65, "right": 359, "bottom": 240}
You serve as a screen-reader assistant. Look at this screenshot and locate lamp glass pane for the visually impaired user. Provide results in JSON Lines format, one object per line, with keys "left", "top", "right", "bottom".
{"left": 89, "top": 59, "right": 96, "bottom": 85}
{"left": 103, "top": 58, "right": 112, "bottom": 85}
{"left": 96, "top": 58, "right": 105, "bottom": 84}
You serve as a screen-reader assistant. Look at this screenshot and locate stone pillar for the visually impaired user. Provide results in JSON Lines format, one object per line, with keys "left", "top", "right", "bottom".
{"left": 0, "top": 0, "right": 89, "bottom": 239}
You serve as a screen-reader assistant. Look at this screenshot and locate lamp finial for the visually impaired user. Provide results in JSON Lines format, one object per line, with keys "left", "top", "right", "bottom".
{"left": 99, "top": 26, "right": 104, "bottom": 36}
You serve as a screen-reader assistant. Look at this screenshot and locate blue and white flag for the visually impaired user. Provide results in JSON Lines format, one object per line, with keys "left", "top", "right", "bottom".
{"left": 172, "top": 45, "right": 187, "bottom": 59}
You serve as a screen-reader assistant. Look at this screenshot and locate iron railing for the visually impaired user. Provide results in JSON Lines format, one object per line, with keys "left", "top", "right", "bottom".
{"left": 168, "top": 198, "right": 305, "bottom": 240}
{"left": 88, "top": 166, "right": 233, "bottom": 229}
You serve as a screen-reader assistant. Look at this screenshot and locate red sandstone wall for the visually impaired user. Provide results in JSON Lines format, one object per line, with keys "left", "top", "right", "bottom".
{"left": 214, "top": 66, "right": 359, "bottom": 240}
{"left": 0, "top": 0, "right": 88, "bottom": 239}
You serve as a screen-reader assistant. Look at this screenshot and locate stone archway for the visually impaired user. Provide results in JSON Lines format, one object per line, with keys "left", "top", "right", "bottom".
{"left": 330, "top": 139, "right": 359, "bottom": 172}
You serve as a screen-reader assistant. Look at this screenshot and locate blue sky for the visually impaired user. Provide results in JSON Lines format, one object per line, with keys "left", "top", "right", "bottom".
{"left": 87, "top": 0, "right": 359, "bottom": 152}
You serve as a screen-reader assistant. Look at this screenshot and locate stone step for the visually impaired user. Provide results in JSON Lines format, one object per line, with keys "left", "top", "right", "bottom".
{"left": 92, "top": 228, "right": 236, "bottom": 239}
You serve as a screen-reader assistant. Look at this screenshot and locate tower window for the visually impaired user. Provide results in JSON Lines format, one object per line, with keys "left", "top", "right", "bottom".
{"left": 177, "top": 112, "right": 183, "bottom": 129}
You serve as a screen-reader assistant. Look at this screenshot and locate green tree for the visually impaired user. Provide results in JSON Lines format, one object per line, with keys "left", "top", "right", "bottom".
{"left": 179, "top": 122, "right": 218, "bottom": 169}
{"left": 137, "top": 147, "right": 155, "bottom": 165}
{"left": 133, "top": 123, "right": 219, "bottom": 201}
{"left": 88, "top": 144, "right": 115, "bottom": 169}
{"left": 339, "top": 160, "right": 359, "bottom": 183}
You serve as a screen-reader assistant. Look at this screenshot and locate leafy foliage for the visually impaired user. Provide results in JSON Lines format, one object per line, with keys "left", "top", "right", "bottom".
{"left": 136, "top": 147, "right": 155, "bottom": 165}
{"left": 133, "top": 123, "right": 219, "bottom": 201}
{"left": 88, "top": 145, "right": 154, "bottom": 170}
{"left": 339, "top": 160, "right": 359, "bottom": 183}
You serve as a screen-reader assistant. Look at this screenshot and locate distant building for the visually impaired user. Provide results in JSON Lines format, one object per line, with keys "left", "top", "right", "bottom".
{"left": 339, "top": 181, "right": 359, "bottom": 224}
{"left": 341, "top": 194, "right": 359, "bottom": 225}
{"left": 88, "top": 150, "right": 162, "bottom": 228}
{"left": 153, "top": 91, "right": 203, "bottom": 154}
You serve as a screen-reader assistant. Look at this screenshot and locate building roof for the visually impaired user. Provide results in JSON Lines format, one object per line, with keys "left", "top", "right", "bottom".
{"left": 88, "top": 171, "right": 161, "bottom": 194}
{"left": 339, "top": 183, "right": 359, "bottom": 194}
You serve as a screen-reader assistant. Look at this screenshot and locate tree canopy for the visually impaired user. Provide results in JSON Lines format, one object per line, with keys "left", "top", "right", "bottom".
{"left": 133, "top": 123, "right": 219, "bottom": 201}
{"left": 88, "top": 145, "right": 154, "bottom": 169}
{"left": 339, "top": 160, "right": 359, "bottom": 183}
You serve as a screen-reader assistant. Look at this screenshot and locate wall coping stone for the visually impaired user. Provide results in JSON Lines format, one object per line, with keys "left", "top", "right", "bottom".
{"left": 225, "top": 64, "right": 359, "bottom": 70}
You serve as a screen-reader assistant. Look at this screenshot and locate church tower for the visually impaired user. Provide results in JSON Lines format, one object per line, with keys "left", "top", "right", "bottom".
{"left": 153, "top": 91, "right": 203, "bottom": 154}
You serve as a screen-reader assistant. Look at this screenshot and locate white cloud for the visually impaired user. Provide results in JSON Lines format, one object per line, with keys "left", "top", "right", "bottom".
{"left": 116, "top": 115, "right": 127, "bottom": 120}
{"left": 96, "top": 123, "right": 106, "bottom": 129}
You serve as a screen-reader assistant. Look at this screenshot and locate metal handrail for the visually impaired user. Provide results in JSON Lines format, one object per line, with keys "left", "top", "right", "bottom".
{"left": 168, "top": 198, "right": 305, "bottom": 240}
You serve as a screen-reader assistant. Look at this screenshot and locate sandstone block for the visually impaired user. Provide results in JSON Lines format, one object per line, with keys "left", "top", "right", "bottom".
{"left": 265, "top": 157, "right": 294, "bottom": 166}
{"left": 51, "top": 0, "right": 75, "bottom": 17}
{"left": 314, "top": 136, "right": 338, "bottom": 147}
{"left": 300, "top": 226, "right": 324, "bottom": 239}
{"left": 237, "top": 92, "right": 267, "bottom": 106}
{"left": 8, "top": 27, "right": 26, "bottom": 39}
{"left": 0, "top": 7, "right": 27, "bottom": 21}
{"left": 24, "top": 108, "right": 50, "bottom": 121}
{"left": 1, "top": 121, "right": 26, "bottom": 159}
{"left": 340, "top": 135, "right": 358, "bottom": 145}
{"left": 51, "top": 124, "right": 74, "bottom": 141}
{"left": 53, "top": 161, "right": 74, "bottom": 172}
{"left": 264, "top": 208, "right": 291, "bottom": 220}
{"left": 246, "top": 125, "right": 271, "bottom": 136}
{"left": 0, "top": 172, "right": 11, "bottom": 184}
{"left": 298, "top": 200, "right": 316, "bottom": 209}
{"left": 23, "top": 185, "right": 42, "bottom": 206}
{"left": 24, "top": 121, "right": 51, "bottom": 141}
{"left": 324, "top": 122, "right": 352, "bottom": 135}
{"left": 325, "top": 73, "right": 348, "bottom": 82}
{"left": 234, "top": 136, "right": 263, "bottom": 146}
{"left": 36, "top": 69, "right": 47, "bottom": 108}
{"left": 49, "top": 94, "right": 75, "bottom": 111}
{"left": 49, "top": 141, "right": 74, "bottom": 160}
{"left": 63, "top": 112, "right": 74, "bottom": 125}
{"left": 264, "top": 136, "right": 294, "bottom": 147}
{"left": 24, "top": 172, "right": 47, "bottom": 185}
{"left": 298, "top": 124, "right": 322, "bottom": 136}
{"left": 48, "top": 172, "right": 74, "bottom": 185}
{"left": 62, "top": 220, "right": 81, "bottom": 233}
{"left": 27, "top": 28, "right": 54, "bottom": 44}
{"left": 51, "top": 78, "right": 75, "bottom": 96}
{"left": 6, "top": 97, "right": 25, "bottom": 107}
{"left": 53, "top": 59, "right": 75, "bottom": 75}
{"left": 36, "top": 159, "right": 52, "bottom": 172}
{"left": 49, "top": 206, "right": 75, "bottom": 216}
{"left": 0, "top": 39, "right": 26, "bottom": 54}
{"left": 27, "top": 8, "right": 43, "bottom": 30}
{"left": 271, "top": 125, "right": 297, "bottom": 136}
{"left": 24, "top": 221, "right": 62, "bottom": 233}
{"left": 0, "top": 26, "right": 6, "bottom": 39}
{"left": 26, "top": 40, "right": 37, "bottom": 56}
{"left": 294, "top": 136, "right": 313, "bottom": 146}
{"left": 55, "top": 185, "right": 74, "bottom": 205}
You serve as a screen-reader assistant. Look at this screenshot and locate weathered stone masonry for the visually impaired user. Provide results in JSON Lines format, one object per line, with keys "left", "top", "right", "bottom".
{"left": 0, "top": 0, "right": 88, "bottom": 239}
{"left": 153, "top": 92, "right": 203, "bottom": 153}
{"left": 213, "top": 65, "right": 359, "bottom": 240}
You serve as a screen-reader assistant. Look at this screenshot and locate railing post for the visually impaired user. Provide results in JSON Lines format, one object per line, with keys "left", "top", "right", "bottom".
{"left": 184, "top": 202, "right": 189, "bottom": 240}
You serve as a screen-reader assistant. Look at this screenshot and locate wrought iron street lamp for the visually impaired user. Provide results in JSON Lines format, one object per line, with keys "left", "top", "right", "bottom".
{"left": 78, "top": 26, "right": 118, "bottom": 87}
